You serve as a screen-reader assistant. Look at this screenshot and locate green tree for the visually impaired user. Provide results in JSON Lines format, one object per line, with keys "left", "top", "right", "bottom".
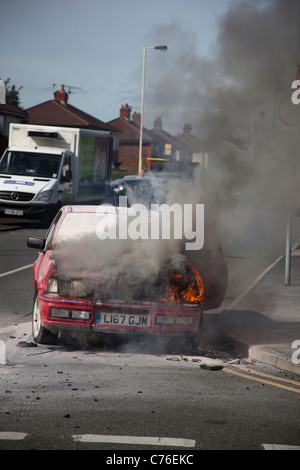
{"left": 1, "top": 78, "right": 23, "bottom": 107}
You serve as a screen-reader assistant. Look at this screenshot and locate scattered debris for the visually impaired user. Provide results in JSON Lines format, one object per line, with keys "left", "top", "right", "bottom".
{"left": 17, "top": 341, "right": 38, "bottom": 348}
{"left": 200, "top": 363, "right": 223, "bottom": 371}
{"left": 165, "top": 350, "right": 240, "bottom": 371}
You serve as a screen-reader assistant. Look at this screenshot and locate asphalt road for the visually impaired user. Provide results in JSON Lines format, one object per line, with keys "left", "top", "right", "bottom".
{"left": 1, "top": 331, "right": 300, "bottom": 451}
{"left": 0, "top": 207, "right": 300, "bottom": 451}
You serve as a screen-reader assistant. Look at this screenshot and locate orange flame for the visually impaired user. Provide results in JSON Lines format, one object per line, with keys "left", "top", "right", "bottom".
{"left": 161, "top": 264, "right": 205, "bottom": 304}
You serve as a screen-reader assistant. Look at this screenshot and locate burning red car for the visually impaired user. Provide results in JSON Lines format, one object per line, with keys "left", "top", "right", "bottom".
{"left": 27, "top": 205, "right": 227, "bottom": 345}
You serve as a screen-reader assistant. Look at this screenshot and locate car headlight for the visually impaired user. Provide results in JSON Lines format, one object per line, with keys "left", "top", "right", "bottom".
{"left": 47, "top": 276, "right": 58, "bottom": 293}
{"left": 35, "top": 190, "right": 53, "bottom": 202}
{"left": 113, "top": 185, "right": 124, "bottom": 194}
{"left": 49, "top": 307, "right": 91, "bottom": 320}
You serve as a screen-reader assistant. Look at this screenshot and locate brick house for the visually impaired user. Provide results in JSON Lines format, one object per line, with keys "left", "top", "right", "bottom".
{"left": 150, "top": 116, "right": 191, "bottom": 167}
{"left": 108, "top": 104, "right": 192, "bottom": 173}
{"left": 107, "top": 104, "right": 162, "bottom": 172}
{"left": 26, "top": 84, "right": 118, "bottom": 134}
{"left": 0, "top": 103, "right": 28, "bottom": 157}
{"left": 176, "top": 124, "right": 210, "bottom": 168}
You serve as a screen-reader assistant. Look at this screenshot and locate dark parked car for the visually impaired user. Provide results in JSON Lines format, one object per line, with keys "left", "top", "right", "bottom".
{"left": 104, "top": 173, "right": 182, "bottom": 207}
{"left": 104, "top": 175, "right": 154, "bottom": 206}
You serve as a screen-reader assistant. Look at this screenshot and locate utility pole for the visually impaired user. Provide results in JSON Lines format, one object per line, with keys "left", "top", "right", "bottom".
{"left": 285, "top": 4, "right": 300, "bottom": 285}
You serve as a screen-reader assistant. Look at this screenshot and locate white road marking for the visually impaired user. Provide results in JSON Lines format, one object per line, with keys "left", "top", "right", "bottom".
{"left": 72, "top": 434, "right": 196, "bottom": 447}
{"left": 0, "top": 432, "right": 28, "bottom": 440}
{"left": 0, "top": 263, "right": 33, "bottom": 279}
{"left": 0, "top": 431, "right": 298, "bottom": 449}
{"left": 225, "top": 255, "right": 284, "bottom": 311}
{"left": 226, "top": 239, "right": 300, "bottom": 311}
{"left": 263, "top": 444, "right": 300, "bottom": 450}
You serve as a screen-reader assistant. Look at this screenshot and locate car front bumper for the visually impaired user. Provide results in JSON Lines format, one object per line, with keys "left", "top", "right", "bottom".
{"left": 39, "top": 293, "right": 203, "bottom": 337}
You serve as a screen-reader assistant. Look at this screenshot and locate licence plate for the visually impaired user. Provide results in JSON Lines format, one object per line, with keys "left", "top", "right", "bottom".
{"left": 4, "top": 209, "right": 24, "bottom": 216}
{"left": 96, "top": 312, "right": 151, "bottom": 328}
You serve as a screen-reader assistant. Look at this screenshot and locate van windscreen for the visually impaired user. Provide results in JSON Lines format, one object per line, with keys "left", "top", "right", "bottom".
{"left": 0, "top": 151, "right": 61, "bottom": 178}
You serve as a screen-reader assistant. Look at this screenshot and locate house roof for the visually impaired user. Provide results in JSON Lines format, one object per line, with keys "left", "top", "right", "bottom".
{"left": 176, "top": 124, "right": 208, "bottom": 152}
{"left": 26, "top": 99, "right": 118, "bottom": 133}
{"left": 150, "top": 117, "right": 184, "bottom": 149}
{"left": 0, "top": 103, "right": 27, "bottom": 119}
{"left": 107, "top": 116, "right": 157, "bottom": 143}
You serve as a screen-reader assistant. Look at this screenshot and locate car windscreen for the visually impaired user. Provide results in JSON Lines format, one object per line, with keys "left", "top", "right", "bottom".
{"left": 0, "top": 150, "right": 62, "bottom": 178}
{"left": 51, "top": 209, "right": 161, "bottom": 250}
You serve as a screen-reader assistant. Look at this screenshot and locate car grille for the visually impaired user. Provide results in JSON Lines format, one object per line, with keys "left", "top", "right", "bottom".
{"left": 0, "top": 191, "right": 35, "bottom": 202}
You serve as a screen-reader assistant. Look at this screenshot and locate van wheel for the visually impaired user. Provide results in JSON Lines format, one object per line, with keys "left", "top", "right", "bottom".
{"left": 32, "top": 294, "right": 58, "bottom": 344}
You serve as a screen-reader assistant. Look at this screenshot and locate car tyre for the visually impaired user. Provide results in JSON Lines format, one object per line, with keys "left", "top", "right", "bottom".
{"left": 32, "top": 294, "right": 58, "bottom": 344}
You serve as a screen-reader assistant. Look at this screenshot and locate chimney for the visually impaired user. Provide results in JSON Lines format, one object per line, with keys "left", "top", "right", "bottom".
{"left": 154, "top": 116, "right": 162, "bottom": 131}
{"left": 132, "top": 111, "right": 141, "bottom": 126}
{"left": 183, "top": 123, "right": 192, "bottom": 135}
{"left": 120, "top": 103, "right": 131, "bottom": 120}
{"left": 54, "top": 84, "right": 68, "bottom": 104}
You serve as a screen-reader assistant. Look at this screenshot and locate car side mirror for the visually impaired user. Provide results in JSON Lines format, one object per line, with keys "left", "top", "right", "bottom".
{"left": 65, "top": 170, "right": 72, "bottom": 182}
{"left": 60, "top": 170, "right": 72, "bottom": 183}
{"left": 27, "top": 237, "right": 45, "bottom": 250}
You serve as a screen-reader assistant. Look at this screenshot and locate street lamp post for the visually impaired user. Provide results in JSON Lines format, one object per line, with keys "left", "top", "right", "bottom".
{"left": 138, "top": 45, "right": 167, "bottom": 176}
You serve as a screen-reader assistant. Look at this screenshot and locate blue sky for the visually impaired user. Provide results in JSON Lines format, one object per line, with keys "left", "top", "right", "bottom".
{"left": 1, "top": 0, "right": 234, "bottom": 133}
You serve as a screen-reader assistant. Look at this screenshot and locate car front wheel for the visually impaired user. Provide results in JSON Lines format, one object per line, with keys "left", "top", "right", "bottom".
{"left": 32, "top": 294, "right": 58, "bottom": 344}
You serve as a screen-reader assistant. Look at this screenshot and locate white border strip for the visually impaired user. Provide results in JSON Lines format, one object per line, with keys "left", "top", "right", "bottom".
{"left": 72, "top": 434, "right": 196, "bottom": 447}
{"left": 0, "top": 263, "right": 33, "bottom": 279}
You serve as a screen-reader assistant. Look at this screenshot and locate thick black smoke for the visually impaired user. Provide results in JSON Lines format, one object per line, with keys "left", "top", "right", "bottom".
{"left": 147, "top": 0, "right": 300, "bottom": 207}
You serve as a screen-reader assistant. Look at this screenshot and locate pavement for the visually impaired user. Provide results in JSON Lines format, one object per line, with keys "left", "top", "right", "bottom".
{"left": 213, "top": 241, "right": 300, "bottom": 376}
